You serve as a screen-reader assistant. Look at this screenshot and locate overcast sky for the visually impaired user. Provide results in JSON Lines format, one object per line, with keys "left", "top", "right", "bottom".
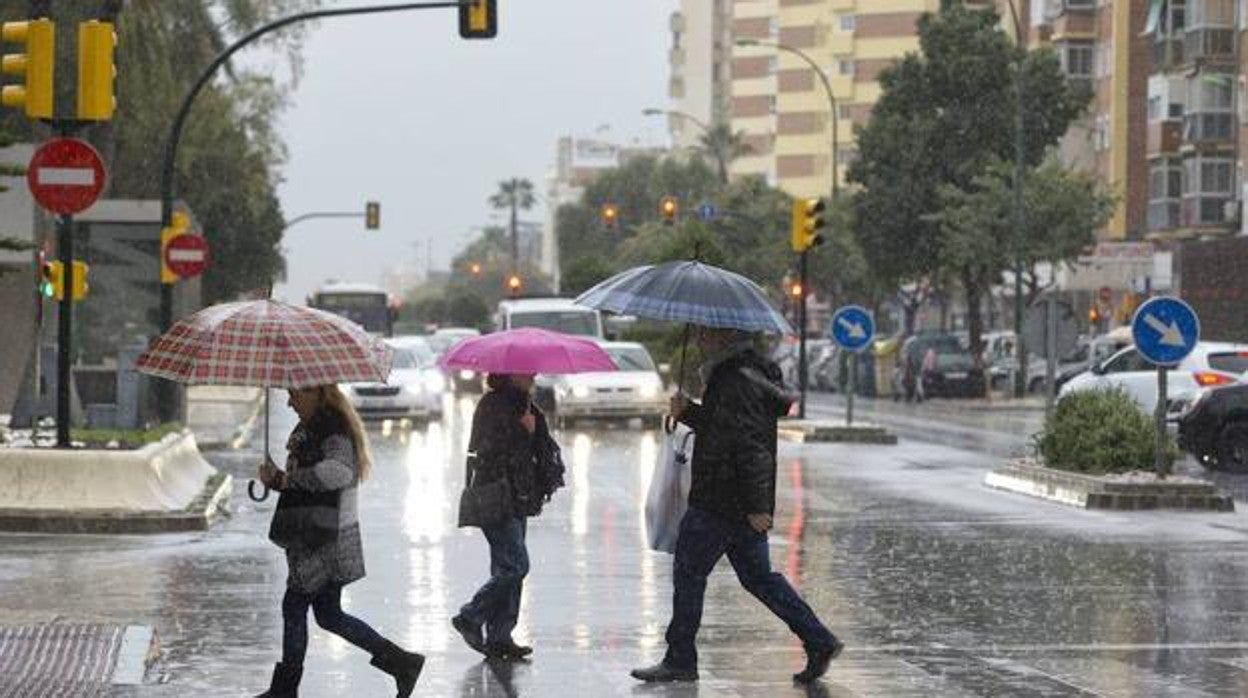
{"left": 272, "top": 1, "right": 676, "bottom": 304}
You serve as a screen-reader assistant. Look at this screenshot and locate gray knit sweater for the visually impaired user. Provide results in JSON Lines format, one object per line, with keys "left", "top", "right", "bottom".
{"left": 283, "top": 430, "right": 365, "bottom": 594}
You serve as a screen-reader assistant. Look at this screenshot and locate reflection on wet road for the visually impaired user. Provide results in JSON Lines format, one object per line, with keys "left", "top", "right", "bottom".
{"left": 1, "top": 393, "right": 1248, "bottom": 695}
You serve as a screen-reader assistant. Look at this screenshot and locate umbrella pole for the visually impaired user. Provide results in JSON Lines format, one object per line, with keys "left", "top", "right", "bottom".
{"left": 666, "top": 323, "right": 691, "bottom": 434}
{"left": 249, "top": 389, "right": 272, "bottom": 502}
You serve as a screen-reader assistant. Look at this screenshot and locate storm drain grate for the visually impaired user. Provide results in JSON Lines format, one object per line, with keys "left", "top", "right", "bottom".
{"left": 0, "top": 623, "right": 125, "bottom": 697}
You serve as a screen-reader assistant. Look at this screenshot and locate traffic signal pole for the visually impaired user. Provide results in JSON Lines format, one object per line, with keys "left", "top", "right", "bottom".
{"left": 55, "top": 209, "right": 72, "bottom": 446}
{"left": 798, "top": 249, "right": 809, "bottom": 419}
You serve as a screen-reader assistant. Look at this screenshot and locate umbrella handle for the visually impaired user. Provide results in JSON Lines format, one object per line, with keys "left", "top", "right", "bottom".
{"left": 248, "top": 479, "right": 270, "bottom": 502}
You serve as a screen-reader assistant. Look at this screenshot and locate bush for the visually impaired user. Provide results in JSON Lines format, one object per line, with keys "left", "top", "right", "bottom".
{"left": 1037, "top": 389, "right": 1175, "bottom": 474}
{"left": 71, "top": 423, "right": 184, "bottom": 449}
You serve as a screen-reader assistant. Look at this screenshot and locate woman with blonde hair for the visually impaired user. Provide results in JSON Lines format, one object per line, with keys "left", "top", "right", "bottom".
{"left": 255, "top": 384, "right": 424, "bottom": 698}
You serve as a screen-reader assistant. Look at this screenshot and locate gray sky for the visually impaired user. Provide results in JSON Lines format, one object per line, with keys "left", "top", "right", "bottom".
{"left": 273, "top": 1, "right": 676, "bottom": 304}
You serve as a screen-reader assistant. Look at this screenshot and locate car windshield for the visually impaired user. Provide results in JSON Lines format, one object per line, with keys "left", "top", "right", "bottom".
{"left": 395, "top": 339, "right": 435, "bottom": 366}
{"left": 510, "top": 311, "right": 598, "bottom": 336}
{"left": 389, "top": 348, "right": 419, "bottom": 370}
{"left": 607, "top": 347, "right": 656, "bottom": 372}
{"left": 427, "top": 335, "right": 457, "bottom": 355}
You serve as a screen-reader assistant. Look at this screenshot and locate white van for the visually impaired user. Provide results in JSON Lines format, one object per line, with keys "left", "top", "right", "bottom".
{"left": 495, "top": 298, "right": 604, "bottom": 338}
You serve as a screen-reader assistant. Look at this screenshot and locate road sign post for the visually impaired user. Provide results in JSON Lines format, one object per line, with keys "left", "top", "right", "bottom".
{"left": 831, "top": 305, "right": 875, "bottom": 427}
{"left": 1024, "top": 297, "right": 1078, "bottom": 419}
{"left": 27, "top": 137, "right": 107, "bottom": 447}
{"left": 1131, "top": 297, "right": 1200, "bottom": 478}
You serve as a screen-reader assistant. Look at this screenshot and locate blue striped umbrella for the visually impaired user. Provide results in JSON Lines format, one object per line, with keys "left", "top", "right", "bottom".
{"left": 574, "top": 260, "right": 793, "bottom": 335}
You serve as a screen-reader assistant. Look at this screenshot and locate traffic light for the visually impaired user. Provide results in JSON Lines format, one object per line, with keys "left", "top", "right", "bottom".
{"left": 507, "top": 274, "right": 522, "bottom": 297}
{"left": 365, "top": 201, "right": 380, "bottom": 230}
{"left": 40, "top": 259, "right": 61, "bottom": 299}
{"left": 660, "top": 196, "right": 678, "bottom": 225}
{"left": 70, "top": 260, "right": 88, "bottom": 300}
{"left": 470, "top": 262, "right": 482, "bottom": 276}
{"left": 601, "top": 202, "right": 619, "bottom": 230}
{"left": 790, "top": 281, "right": 803, "bottom": 299}
{"left": 459, "top": 0, "right": 497, "bottom": 39}
{"left": 76, "top": 20, "right": 116, "bottom": 121}
{"left": 1, "top": 18, "right": 54, "bottom": 119}
{"left": 791, "top": 198, "right": 826, "bottom": 253}
{"left": 161, "top": 211, "right": 190, "bottom": 284}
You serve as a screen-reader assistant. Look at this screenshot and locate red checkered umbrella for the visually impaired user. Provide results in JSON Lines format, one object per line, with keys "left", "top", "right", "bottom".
{"left": 136, "top": 299, "right": 393, "bottom": 389}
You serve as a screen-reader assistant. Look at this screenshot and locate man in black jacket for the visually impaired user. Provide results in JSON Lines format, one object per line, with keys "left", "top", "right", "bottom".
{"left": 632, "top": 327, "right": 842, "bottom": 685}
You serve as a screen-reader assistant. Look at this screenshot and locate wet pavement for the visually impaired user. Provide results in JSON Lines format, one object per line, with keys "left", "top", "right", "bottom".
{"left": 2, "top": 393, "right": 1248, "bottom": 695}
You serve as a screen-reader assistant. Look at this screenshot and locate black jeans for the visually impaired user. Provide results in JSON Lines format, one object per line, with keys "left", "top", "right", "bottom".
{"left": 282, "top": 584, "right": 386, "bottom": 665}
{"left": 663, "top": 507, "right": 838, "bottom": 670}
{"left": 460, "top": 516, "right": 529, "bottom": 643}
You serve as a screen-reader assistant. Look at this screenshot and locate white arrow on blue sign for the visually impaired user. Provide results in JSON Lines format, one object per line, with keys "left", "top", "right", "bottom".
{"left": 1131, "top": 296, "right": 1200, "bottom": 366}
{"left": 830, "top": 305, "right": 875, "bottom": 352}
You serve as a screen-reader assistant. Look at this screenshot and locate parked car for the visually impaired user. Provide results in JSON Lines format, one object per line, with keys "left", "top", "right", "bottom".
{"left": 1052, "top": 328, "right": 1134, "bottom": 393}
{"left": 342, "top": 340, "right": 446, "bottom": 422}
{"left": 1179, "top": 382, "right": 1248, "bottom": 472}
{"left": 1059, "top": 342, "right": 1248, "bottom": 420}
{"left": 537, "top": 341, "right": 667, "bottom": 428}
{"left": 428, "top": 327, "right": 482, "bottom": 393}
{"left": 894, "top": 333, "right": 984, "bottom": 400}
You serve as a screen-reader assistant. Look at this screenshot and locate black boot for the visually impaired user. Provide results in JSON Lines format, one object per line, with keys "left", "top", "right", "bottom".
{"left": 793, "top": 639, "right": 844, "bottom": 684}
{"left": 630, "top": 661, "right": 698, "bottom": 683}
{"left": 370, "top": 639, "right": 425, "bottom": 698}
{"left": 255, "top": 662, "right": 302, "bottom": 697}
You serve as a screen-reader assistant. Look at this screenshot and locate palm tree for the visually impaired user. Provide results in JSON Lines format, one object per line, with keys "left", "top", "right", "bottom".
{"left": 489, "top": 178, "right": 537, "bottom": 272}
{"left": 697, "top": 123, "right": 754, "bottom": 184}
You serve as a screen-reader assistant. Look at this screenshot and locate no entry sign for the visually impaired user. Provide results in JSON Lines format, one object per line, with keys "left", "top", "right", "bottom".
{"left": 165, "top": 234, "right": 210, "bottom": 279}
{"left": 27, "top": 138, "right": 106, "bottom": 215}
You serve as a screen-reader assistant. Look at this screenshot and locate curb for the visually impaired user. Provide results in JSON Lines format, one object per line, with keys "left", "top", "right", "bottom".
{"left": 779, "top": 420, "right": 898, "bottom": 445}
{"left": 0, "top": 472, "right": 233, "bottom": 534}
{"left": 984, "top": 462, "right": 1235, "bottom": 512}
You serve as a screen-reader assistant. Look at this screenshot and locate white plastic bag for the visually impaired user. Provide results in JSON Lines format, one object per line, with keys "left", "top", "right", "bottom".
{"left": 645, "top": 426, "right": 694, "bottom": 554}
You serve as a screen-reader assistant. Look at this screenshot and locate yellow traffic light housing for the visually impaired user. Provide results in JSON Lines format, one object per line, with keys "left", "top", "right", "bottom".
{"left": 1, "top": 18, "right": 54, "bottom": 119}
{"left": 41, "top": 259, "right": 62, "bottom": 299}
{"left": 365, "top": 201, "right": 380, "bottom": 229}
{"left": 459, "top": 0, "right": 497, "bottom": 39}
{"left": 77, "top": 20, "right": 116, "bottom": 121}
{"left": 601, "top": 202, "right": 619, "bottom": 229}
{"left": 70, "top": 260, "right": 88, "bottom": 300}
{"left": 161, "top": 211, "right": 190, "bottom": 284}
{"left": 791, "top": 198, "right": 826, "bottom": 253}
{"left": 660, "top": 196, "right": 678, "bottom": 225}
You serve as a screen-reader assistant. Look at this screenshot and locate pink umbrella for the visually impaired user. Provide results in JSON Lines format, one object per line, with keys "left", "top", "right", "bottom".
{"left": 437, "top": 328, "right": 616, "bottom": 375}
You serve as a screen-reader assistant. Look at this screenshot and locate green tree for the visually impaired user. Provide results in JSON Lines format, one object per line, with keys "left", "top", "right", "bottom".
{"left": 490, "top": 178, "right": 536, "bottom": 271}
{"left": 696, "top": 122, "right": 753, "bottom": 185}
{"left": 847, "top": 1, "right": 1086, "bottom": 353}
{"left": 560, "top": 254, "right": 616, "bottom": 297}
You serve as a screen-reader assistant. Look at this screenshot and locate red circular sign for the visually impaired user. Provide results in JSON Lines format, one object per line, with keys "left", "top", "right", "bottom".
{"left": 27, "top": 138, "right": 107, "bottom": 215}
{"left": 165, "top": 234, "right": 210, "bottom": 279}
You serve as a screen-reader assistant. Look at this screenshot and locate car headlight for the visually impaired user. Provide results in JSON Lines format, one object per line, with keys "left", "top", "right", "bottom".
{"left": 639, "top": 381, "right": 660, "bottom": 399}
{"left": 424, "top": 371, "right": 446, "bottom": 393}
{"left": 571, "top": 385, "right": 591, "bottom": 399}
{"left": 459, "top": 370, "right": 476, "bottom": 381}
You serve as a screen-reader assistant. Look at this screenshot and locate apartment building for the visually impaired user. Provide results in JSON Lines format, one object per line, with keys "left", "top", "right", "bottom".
{"left": 666, "top": 0, "right": 734, "bottom": 151}
{"left": 729, "top": 0, "right": 779, "bottom": 182}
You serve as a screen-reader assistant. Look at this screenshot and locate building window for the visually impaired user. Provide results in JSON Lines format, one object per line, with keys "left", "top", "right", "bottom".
{"left": 1184, "top": 74, "right": 1234, "bottom": 142}
{"left": 838, "top": 104, "right": 853, "bottom": 121}
{"left": 838, "top": 59, "right": 854, "bottom": 76}
{"left": 768, "top": 95, "right": 776, "bottom": 115}
{"left": 1064, "top": 0, "right": 1095, "bottom": 9}
{"left": 769, "top": 17, "right": 779, "bottom": 38}
{"left": 1183, "top": 155, "right": 1236, "bottom": 225}
{"left": 767, "top": 56, "right": 778, "bottom": 75}
{"left": 1058, "top": 40, "right": 1095, "bottom": 78}
{"left": 1148, "top": 160, "right": 1183, "bottom": 231}
{"left": 839, "top": 15, "right": 856, "bottom": 32}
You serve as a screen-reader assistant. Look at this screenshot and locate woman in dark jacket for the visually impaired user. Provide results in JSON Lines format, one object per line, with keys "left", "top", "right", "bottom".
{"left": 255, "top": 384, "right": 425, "bottom": 698}
{"left": 451, "top": 372, "right": 561, "bottom": 661}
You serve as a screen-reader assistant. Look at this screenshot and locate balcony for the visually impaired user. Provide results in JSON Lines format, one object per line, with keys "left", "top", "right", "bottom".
{"left": 1147, "top": 120, "right": 1183, "bottom": 157}
{"left": 1183, "top": 111, "right": 1235, "bottom": 145}
{"left": 1182, "top": 196, "right": 1237, "bottom": 227}
{"left": 1185, "top": 28, "right": 1236, "bottom": 64}
{"left": 1153, "top": 38, "right": 1184, "bottom": 70}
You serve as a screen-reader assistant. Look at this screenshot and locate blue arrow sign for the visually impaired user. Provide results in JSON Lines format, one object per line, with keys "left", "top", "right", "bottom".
{"left": 830, "top": 305, "right": 875, "bottom": 352}
{"left": 697, "top": 203, "right": 717, "bottom": 222}
{"left": 1131, "top": 296, "right": 1200, "bottom": 366}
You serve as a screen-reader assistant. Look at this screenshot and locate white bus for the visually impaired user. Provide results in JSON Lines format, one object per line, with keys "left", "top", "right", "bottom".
{"left": 308, "top": 281, "right": 394, "bottom": 336}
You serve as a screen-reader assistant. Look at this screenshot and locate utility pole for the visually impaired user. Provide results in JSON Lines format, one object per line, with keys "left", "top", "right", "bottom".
{"left": 1006, "top": 0, "right": 1028, "bottom": 399}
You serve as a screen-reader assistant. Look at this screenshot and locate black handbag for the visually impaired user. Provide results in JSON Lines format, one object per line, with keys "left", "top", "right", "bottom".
{"left": 457, "top": 454, "right": 513, "bottom": 528}
{"left": 268, "top": 487, "right": 340, "bottom": 549}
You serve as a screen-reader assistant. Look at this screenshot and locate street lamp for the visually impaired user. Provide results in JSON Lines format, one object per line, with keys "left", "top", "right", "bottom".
{"left": 641, "top": 107, "right": 711, "bottom": 136}
{"left": 736, "top": 38, "right": 840, "bottom": 419}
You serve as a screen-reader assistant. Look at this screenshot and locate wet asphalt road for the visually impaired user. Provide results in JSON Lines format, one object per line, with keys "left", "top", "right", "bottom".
{"left": 2, "top": 393, "right": 1248, "bottom": 696}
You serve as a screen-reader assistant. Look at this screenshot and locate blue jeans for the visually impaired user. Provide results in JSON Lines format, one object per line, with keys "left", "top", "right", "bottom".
{"left": 461, "top": 516, "right": 529, "bottom": 643}
{"left": 663, "top": 507, "right": 837, "bottom": 670}
{"left": 281, "top": 584, "right": 386, "bottom": 665}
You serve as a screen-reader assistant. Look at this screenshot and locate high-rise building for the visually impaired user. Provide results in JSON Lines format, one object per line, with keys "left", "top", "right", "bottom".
{"left": 730, "top": 0, "right": 945, "bottom": 200}
{"left": 666, "top": 0, "right": 734, "bottom": 150}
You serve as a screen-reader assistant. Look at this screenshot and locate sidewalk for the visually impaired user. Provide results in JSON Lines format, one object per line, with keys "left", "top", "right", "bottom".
{"left": 186, "top": 386, "right": 264, "bottom": 450}
{"left": 0, "top": 622, "right": 155, "bottom": 696}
